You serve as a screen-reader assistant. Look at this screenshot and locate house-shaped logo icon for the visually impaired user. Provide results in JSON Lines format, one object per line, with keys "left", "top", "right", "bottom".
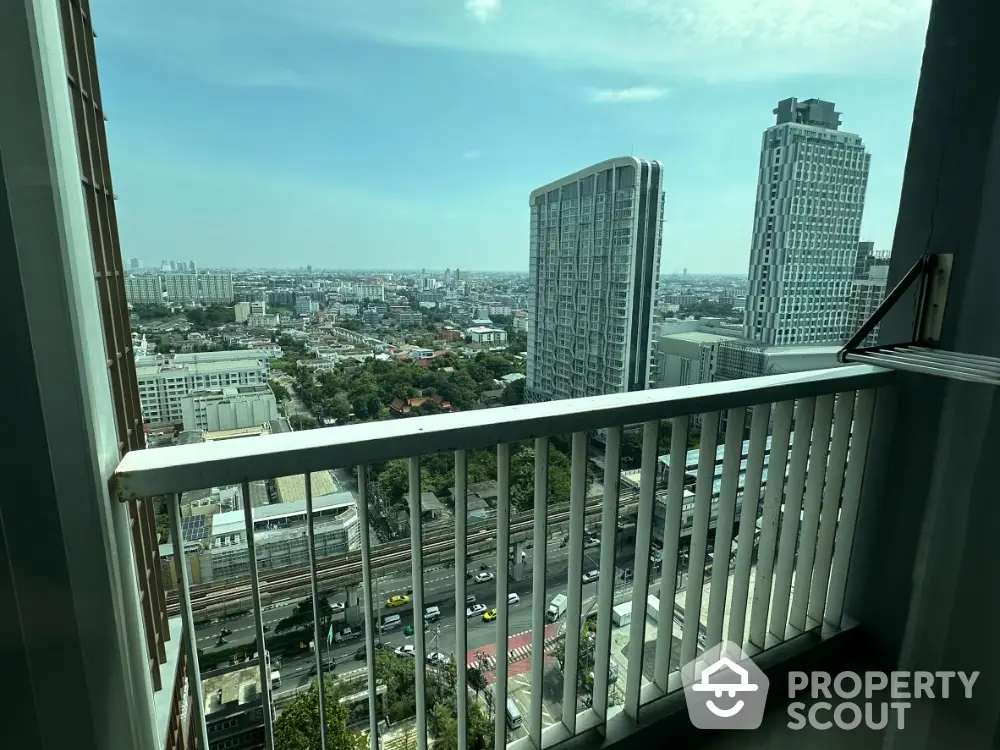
{"left": 682, "top": 641, "right": 769, "bottom": 729}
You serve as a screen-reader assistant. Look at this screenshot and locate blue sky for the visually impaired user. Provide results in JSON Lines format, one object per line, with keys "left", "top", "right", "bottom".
{"left": 92, "top": 0, "right": 931, "bottom": 273}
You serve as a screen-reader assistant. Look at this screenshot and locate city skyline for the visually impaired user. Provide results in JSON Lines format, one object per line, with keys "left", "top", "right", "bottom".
{"left": 92, "top": 0, "right": 929, "bottom": 273}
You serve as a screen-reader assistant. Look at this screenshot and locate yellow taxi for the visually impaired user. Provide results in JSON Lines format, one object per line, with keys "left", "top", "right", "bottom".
{"left": 386, "top": 595, "right": 411, "bottom": 608}
{"left": 482, "top": 608, "right": 498, "bottom": 622}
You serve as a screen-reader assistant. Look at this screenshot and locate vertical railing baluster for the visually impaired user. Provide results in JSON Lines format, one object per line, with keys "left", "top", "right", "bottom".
{"left": 495, "top": 444, "right": 511, "bottom": 750}
{"left": 562, "top": 431, "right": 588, "bottom": 733}
{"left": 769, "top": 398, "right": 816, "bottom": 642}
{"left": 727, "top": 405, "right": 771, "bottom": 646}
{"left": 808, "top": 392, "right": 856, "bottom": 625}
{"left": 168, "top": 493, "right": 210, "bottom": 750}
{"left": 653, "top": 415, "right": 688, "bottom": 690}
{"left": 305, "top": 473, "right": 328, "bottom": 750}
{"left": 747, "top": 400, "right": 795, "bottom": 651}
{"left": 789, "top": 394, "right": 835, "bottom": 633}
{"left": 242, "top": 481, "right": 274, "bottom": 750}
{"left": 705, "top": 408, "right": 746, "bottom": 649}
{"left": 825, "top": 389, "right": 877, "bottom": 628}
{"left": 681, "top": 411, "right": 720, "bottom": 666}
{"left": 357, "top": 466, "right": 380, "bottom": 750}
{"left": 529, "top": 438, "right": 549, "bottom": 744}
{"left": 592, "top": 427, "right": 621, "bottom": 720}
{"left": 623, "top": 421, "right": 659, "bottom": 719}
{"left": 407, "top": 458, "right": 428, "bottom": 750}
{"left": 454, "top": 452, "right": 469, "bottom": 750}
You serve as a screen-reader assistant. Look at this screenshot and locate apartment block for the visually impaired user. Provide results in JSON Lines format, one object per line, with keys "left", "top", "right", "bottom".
{"left": 199, "top": 273, "right": 235, "bottom": 304}
{"left": 162, "top": 272, "right": 234, "bottom": 304}
{"left": 845, "top": 249, "right": 891, "bottom": 346}
{"left": 180, "top": 385, "right": 278, "bottom": 432}
{"left": 202, "top": 664, "right": 268, "bottom": 750}
{"left": 136, "top": 357, "right": 269, "bottom": 425}
{"left": 653, "top": 319, "right": 744, "bottom": 388}
{"left": 527, "top": 157, "right": 664, "bottom": 403}
{"left": 466, "top": 325, "right": 508, "bottom": 345}
{"left": 744, "top": 98, "right": 871, "bottom": 345}
{"left": 124, "top": 274, "right": 163, "bottom": 304}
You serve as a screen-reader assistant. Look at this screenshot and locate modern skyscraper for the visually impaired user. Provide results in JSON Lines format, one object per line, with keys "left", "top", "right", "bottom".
{"left": 744, "top": 98, "right": 871, "bottom": 345}
{"left": 526, "top": 157, "right": 664, "bottom": 404}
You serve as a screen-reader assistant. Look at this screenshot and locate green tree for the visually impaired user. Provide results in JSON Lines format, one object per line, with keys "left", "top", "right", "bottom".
{"left": 553, "top": 616, "right": 598, "bottom": 700}
{"left": 289, "top": 414, "right": 318, "bottom": 431}
{"left": 509, "top": 444, "right": 572, "bottom": 511}
{"left": 376, "top": 460, "right": 410, "bottom": 502}
{"left": 430, "top": 702, "right": 455, "bottom": 744}
{"left": 269, "top": 379, "right": 290, "bottom": 402}
{"left": 500, "top": 379, "right": 524, "bottom": 406}
{"left": 467, "top": 701, "right": 494, "bottom": 750}
{"left": 131, "top": 303, "right": 172, "bottom": 320}
{"left": 273, "top": 677, "right": 367, "bottom": 750}
{"left": 354, "top": 393, "right": 383, "bottom": 421}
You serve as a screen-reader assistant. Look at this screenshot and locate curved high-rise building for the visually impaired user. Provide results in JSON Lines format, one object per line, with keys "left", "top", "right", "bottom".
{"left": 526, "top": 157, "right": 664, "bottom": 403}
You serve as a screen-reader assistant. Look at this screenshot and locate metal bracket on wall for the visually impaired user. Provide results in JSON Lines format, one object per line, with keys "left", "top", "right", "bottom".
{"left": 839, "top": 253, "right": 1000, "bottom": 386}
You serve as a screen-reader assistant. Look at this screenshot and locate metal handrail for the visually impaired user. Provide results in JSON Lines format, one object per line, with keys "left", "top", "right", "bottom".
{"left": 113, "top": 365, "right": 892, "bottom": 500}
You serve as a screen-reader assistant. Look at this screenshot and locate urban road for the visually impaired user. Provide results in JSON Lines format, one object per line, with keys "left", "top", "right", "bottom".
{"left": 197, "top": 535, "right": 642, "bottom": 700}
{"left": 175, "top": 490, "right": 645, "bottom": 619}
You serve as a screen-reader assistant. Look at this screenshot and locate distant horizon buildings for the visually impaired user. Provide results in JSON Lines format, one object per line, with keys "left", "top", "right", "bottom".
{"left": 124, "top": 271, "right": 235, "bottom": 305}
{"left": 743, "top": 98, "right": 872, "bottom": 346}
{"left": 526, "top": 157, "right": 664, "bottom": 404}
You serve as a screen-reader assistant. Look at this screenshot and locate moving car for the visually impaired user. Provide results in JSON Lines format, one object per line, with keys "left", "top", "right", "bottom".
{"left": 482, "top": 608, "right": 498, "bottom": 622}
{"left": 426, "top": 652, "right": 450, "bottom": 667}
{"left": 466, "top": 603, "right": 488, "bottom": 618}
{"left": 474, "top": 572, "right": 495, "bottom": 583}
{"left": 386, "top": 595, "right": 411, "bottom": 608}
{"left": 394, "top": 645, "right": 416, "bottom": 658}
{"left": 330, "top": 601, "right": 346, "bottom": 613}
{"left": 582, "top": 570, "right": 600, "bottom": 583}
{"left": 354, "top": 646, "right": 366, "bottom": 661}
{"left": 466, "top": 594, "right": 477, "bottom": 605}
{"left": 424, "top": 606, "right": 441, "bottom": 622}
{"left": 507, "top": 593, "right": 520, "bottom": 605}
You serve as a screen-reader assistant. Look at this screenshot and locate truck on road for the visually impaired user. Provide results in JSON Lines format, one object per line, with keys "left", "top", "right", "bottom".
{"left": 546, "top": 594, "right": 568, "bottom": 622}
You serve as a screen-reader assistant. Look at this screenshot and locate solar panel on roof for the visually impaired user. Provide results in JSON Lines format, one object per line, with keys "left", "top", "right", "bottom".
{"left": 180, "top": 514, "right": 208, "bottom": 542}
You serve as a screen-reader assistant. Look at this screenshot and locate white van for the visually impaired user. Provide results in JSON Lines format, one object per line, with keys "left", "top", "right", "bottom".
{"left": 505, "top": 698, "right": 522, "bottom": 730}
{"left": 424, "top": 606, "right": 441, "bottom": 622}
{"left": 380, "top": 614, "right": 402, "bottom": 632}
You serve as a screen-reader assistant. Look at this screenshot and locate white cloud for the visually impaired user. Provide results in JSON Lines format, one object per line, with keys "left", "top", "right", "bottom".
{"left": 590, "top": 86, "right": 667, "bottom": 103}
{"left": 298, "top": 0, "right": 931, "bottom": 82}
{"left": 465, "top": 0, "right": 501, "bottom": 23}
{"left": 462, "top": 149, "right": 484, "bottom": 159}
{"left": 92, "top": 0, "right": 931, "bottom": 85}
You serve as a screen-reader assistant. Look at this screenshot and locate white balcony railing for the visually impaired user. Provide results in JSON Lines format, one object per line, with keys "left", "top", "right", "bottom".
{"left": 114, "top": 365, "right": 891, "bottom": 750}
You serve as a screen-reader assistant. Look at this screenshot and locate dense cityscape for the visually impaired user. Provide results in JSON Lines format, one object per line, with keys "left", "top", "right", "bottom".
{"left": 115, "top": 100, "right": 894, "bottom": 749}
{"left": 16, "top": 3, "right": 1000, "bottom": 750}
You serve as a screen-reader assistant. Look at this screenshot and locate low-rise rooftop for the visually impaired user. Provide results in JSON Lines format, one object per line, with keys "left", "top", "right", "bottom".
{"left": 275, "top": 470, "right": 338, "bottom": 503}
{"left": 202, "top": 664, "right": 263, "bottom": 717}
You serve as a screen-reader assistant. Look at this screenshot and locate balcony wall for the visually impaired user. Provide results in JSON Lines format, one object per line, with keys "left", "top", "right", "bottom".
{"left": 842, "top": 1, "right": 1000, "bottom": 747}
{"left": 1, "top": 0, "right": 160, "bottom": 747}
